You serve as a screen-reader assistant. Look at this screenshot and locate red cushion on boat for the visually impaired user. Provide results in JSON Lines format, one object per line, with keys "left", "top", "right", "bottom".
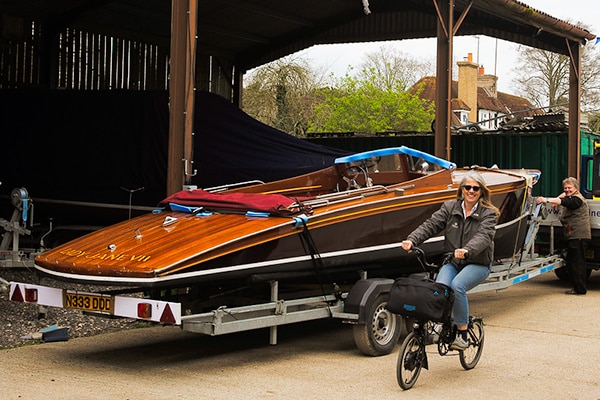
{"left": 160, "top": 189, "right": 313, "bottom": 216}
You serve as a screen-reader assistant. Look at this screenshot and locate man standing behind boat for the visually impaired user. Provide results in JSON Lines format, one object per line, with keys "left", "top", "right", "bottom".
{"left": 401, "top": 171, "right": 499, "bottom": 350}
{"left": 535, "top": 177, "right": 591, "bottom": 295}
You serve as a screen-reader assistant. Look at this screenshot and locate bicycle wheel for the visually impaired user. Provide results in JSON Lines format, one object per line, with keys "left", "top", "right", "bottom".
{"left": 396, "top": 331, "right": 425, "bottom": 390}
{"left": 459, "top": 318, "right": 484, "bottom": 370}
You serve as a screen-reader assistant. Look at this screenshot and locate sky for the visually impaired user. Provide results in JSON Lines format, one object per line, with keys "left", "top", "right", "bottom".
{"left": 286, "top": 0, "right": 600, "bottom": 94}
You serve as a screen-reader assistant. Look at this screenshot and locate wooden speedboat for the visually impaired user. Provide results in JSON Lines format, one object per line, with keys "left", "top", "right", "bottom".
{"left": 34, "top": 147, "right": 538, "bottom": 295}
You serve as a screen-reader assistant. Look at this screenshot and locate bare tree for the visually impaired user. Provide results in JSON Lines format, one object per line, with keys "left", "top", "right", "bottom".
{"left": 580, "top": 44, "right": 600, "bottom": 114}
{"left": 359, "top": 45, "right": 435, "bottom": 91}
{"left": 512, "top": 46, "right": 569, "bottom": 109}
{"left": 512, "top": 23, "right": 600, "bottom": 113}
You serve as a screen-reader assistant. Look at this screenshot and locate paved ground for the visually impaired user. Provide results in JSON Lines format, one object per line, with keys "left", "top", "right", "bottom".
{"left": 2, "top": 271, "right": 600, "bottom": 400}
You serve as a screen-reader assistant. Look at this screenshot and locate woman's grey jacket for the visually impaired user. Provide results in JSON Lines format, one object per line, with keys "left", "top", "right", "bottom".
{"left": 406, "top": 199, "right": 497, "bottom": 266}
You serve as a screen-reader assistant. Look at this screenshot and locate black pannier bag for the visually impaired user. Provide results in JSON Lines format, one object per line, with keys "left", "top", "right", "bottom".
{"left": 386, "top": 277, "right": 455, "bottom": 322}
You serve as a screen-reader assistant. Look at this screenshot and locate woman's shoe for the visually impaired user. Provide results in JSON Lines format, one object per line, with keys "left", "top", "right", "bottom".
{"left": 450, "top": 335, "right": 468, "bottom": 350}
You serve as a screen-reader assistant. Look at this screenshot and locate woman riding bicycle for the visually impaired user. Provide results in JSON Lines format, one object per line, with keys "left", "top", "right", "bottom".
{"left": 401, "top": 171, "right": 499, "bottom": 350}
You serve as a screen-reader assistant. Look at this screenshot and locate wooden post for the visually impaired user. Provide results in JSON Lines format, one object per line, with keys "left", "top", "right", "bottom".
{"left": 434, "top": 0, "right": 454, "bottom": 161}
{"left": 167, "top": 0, "right": 198, "bottom": 196}
{"left": 568, "top": 41, "right": 581, "bottom": 180}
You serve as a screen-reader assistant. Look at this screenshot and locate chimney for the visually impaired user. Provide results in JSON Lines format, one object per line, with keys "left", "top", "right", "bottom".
{"left": 457, "top": 53, "right": 479, "bottom": 123}
{"left": 477, "top": 72, "right": 498, "bottom": 98}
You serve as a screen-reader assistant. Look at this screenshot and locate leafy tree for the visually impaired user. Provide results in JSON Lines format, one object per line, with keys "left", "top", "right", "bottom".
{"left": 308, "top": 71, "right": 435, "bottom": 134}
{"left": 242, "top": 57, "right": 322, "bottom": 136}
{"left": 308, "top": 46, "right": 435, "bottom": 134}
{"left": 243, "top": 45, "right": 436, "bottom": 136}
{"left": 588, "top": 113, "right": 600, "bottom": 133}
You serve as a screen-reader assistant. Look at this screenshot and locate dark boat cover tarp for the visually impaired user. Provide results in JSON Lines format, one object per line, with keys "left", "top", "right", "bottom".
{"left": 0, "top": 90, "right": 349, "bottom": 210}
{"left": 191, "top": 92, "right": 349, "bottom": 189}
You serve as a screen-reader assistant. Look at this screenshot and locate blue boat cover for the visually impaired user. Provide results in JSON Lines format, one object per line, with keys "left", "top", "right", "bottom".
{"left": 334, "top": 146, "right": 456, "bottom": 170}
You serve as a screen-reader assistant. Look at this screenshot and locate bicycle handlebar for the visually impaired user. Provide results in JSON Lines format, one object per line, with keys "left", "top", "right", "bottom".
{"left": 410, "top": 247, "right": 439, "bottom": 273}
{"left": 408, "top": 246, "right": 468, "bottom": 275}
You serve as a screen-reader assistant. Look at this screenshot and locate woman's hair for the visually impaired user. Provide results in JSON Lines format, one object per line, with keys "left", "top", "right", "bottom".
{"left": 562, "top": 176, "right": 579, "bottom": 190}
{"left": 456, "top": 171, "right": 500, "bottom": 216}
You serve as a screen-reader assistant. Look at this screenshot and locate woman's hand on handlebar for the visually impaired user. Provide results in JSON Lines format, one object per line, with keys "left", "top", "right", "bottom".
{"left": 454, "top": 248, "right": 469, "bottom": 259}
{"left": 401, "top": 240, "right": 413, "bottom": 252}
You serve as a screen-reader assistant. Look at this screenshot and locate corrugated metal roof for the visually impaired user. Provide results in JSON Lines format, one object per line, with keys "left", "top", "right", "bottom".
{"left": 0, "top": 0, "right": 595, "bottom": 72}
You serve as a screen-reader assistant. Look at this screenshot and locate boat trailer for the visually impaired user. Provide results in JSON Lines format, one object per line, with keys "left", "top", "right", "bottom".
{"left": 176, "top": 253, "right": 562, "bottom": 355}
{"left": 7, "top": 204, "right": 564, "bottom": 355}
{"left": 171, "top": 204, "right": 562, "bottom": 355}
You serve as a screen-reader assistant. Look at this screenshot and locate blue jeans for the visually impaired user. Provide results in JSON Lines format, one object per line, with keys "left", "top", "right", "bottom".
{"left": 436, "top": 262, "right": 490, "bottom": 326}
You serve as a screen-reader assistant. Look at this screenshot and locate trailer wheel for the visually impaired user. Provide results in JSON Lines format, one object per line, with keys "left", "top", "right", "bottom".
{"left": 352, "top": 293, "right": 402, "bottom": 356}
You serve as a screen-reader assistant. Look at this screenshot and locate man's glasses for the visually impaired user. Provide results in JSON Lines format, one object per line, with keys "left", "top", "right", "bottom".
{"left": 463, "top": 185, "right": 480, "bottom": 192}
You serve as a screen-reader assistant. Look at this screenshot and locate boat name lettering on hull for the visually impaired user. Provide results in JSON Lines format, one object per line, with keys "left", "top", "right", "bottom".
{"left": 58, "top": 248, "right": 151, "bottom": 262}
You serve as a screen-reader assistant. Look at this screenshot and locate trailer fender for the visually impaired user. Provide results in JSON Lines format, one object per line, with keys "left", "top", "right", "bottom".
{"left": 344, "top": 278, "right": 394, "bottom": 324}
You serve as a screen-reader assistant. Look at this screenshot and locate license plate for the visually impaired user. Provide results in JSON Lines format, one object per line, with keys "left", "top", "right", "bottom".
{"left": 64, "top": 291, "right": 113, "bottom": 313}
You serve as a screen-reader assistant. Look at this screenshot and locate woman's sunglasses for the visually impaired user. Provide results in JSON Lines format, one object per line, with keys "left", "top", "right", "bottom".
{"left": 463, "top": 185, "right": 480, "bottom": 192}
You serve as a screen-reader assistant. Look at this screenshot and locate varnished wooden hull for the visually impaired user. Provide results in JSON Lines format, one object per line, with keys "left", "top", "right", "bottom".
{"left": 34, "top": 165, "right": 535, "bottom": 288}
